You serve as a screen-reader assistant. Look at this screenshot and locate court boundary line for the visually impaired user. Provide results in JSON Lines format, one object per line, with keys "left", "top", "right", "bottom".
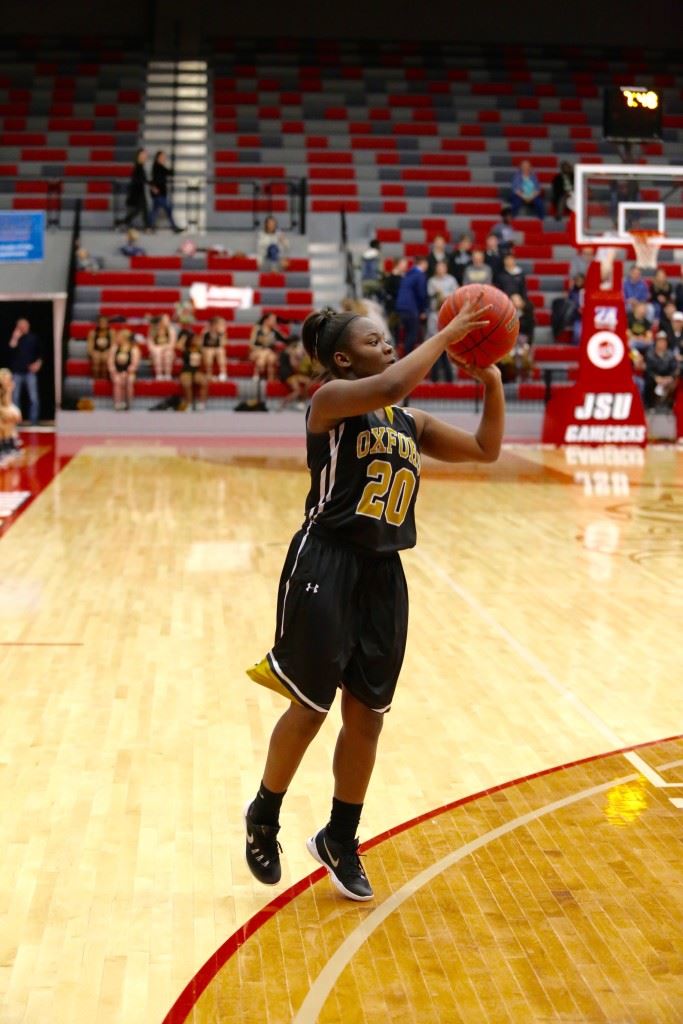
{"left": 416, "top": 547, "right": 682, "bottom": 789}
{"left": 160, "top": 733, "right": 683, "bottom": 1024}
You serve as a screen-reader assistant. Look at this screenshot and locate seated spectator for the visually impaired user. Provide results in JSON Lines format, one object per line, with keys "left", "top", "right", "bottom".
{"left": 663, "top": 309, "right": 683, "bottom": 354}
{"left": 75, "top": 239, "right": 104, "bottom": 271}
{"left": 510, "top": 159, "right": 545, "bottom": 220}
{"left": 278, "top": 336, "right": 314, "bottom": 410}
{"left": 150, "top": 150, "right": 182, "bottom": 233}
{"left": 551, "top": 276, "right": 583, "bottom": 344}
{"left": 570, "top": 246, "right": 595, "bottom": 279}
{"left": 395, "top": 256, "right": 429, "bottom": 355}
{"left": 87, "top": 315, "right": 115, "bottom": 380}
{"left": 427, "top": 234, "right": 451, "bottom": 277}
{"left": 496, "top": 252, "right": 527, "bottom": 299}
{"left": 450, "top": 234, "right": 473, "bottom": 285}
{"left": 498, "top": 294, "right": 535, "bottom": 382}
{"left": 249, "top": 312, "right": 286, "bottom": 380}
{"left": 567, "top": 273, "right": 585, "bottom": 344}
{"left": 490, "top": 206, "right": 515, "bottom": 254}
{"left": 551, "top": 161, "right": 574, "bottom": 220}
{"left": 627, "top": 301, "right": 654, "bottom": 357}
{"left": 177, "top": 329, "right": 208, "bottom": 410}
{"left": 643, "top": 332, "right": 679, "bottom": 409}
{"left": 108, "top": 329, "right": 140, "bottom": 411}
{"left": 257, "top": 215, "right": 289, "bottom": 271}
{"left": 463, "top": 248, "right": 493, "bottom": 286}
{"left": 650, "top": 268, "right": 673, "bottom": 320}
{"left": 360, "top": 239, "right": 384, "bottom": 299}
{"left": 623, "top": 265, "right": 651, "bottom": 313}
{"left": 484, "top": 234, "right": 503, "bottom": 278}
{"left": 120, "top": 228, "right": 146, "bottom": 258}
{"left": 148, "top": 314, "right": 177, "bottom": 381}
{"left": 0, "top": 368, "right": 22, "bottom": 465}
{"left": 201, "top": 316, "right": 228, "bottom": 381}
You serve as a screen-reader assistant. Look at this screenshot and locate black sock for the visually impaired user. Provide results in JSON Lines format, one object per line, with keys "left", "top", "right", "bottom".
{"left": 249, "top": 781, "right": 286, "bottom": 827}
{"left": 327, "top": 797, "right": 363, "bottom": 844}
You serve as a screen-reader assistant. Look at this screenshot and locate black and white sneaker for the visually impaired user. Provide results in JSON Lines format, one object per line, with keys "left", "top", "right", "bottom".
{"left": 244, "top": 802, "right": 282, "bottom": 885}
{"left": 306, "top": 827, "right": 374, "bottom": 902}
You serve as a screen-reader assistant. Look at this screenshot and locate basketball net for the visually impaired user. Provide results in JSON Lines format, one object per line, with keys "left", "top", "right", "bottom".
{"left": 627, "top": 230, "right": 663, "bottom": 273}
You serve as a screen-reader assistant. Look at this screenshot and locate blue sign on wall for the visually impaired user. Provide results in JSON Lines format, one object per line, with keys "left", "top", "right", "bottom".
{"left": 0, "top": 211, "right": 45, "bottom": 263}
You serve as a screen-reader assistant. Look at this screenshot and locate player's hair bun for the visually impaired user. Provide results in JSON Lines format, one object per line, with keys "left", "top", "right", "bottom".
{"left": 301, "top": 309, "right": 361, "bottom": 372}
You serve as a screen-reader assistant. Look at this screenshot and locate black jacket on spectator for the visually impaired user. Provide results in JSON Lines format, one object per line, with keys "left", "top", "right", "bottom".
{"left": 7, "top": 332, "right": 41, "bottom": 373}
{"left": 126, "top": 164, "right": 148, "bottom": 205}
{"left": 496, "top": 268, "right": 528, "bottom": 299}
{"left": 152, "top": 161, "right": 172, "bottom": 198}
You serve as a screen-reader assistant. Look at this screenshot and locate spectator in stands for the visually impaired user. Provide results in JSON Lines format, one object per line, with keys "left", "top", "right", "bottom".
{"left": 150, "top": 151, "right": 182, "bottom": 233}
{"left": 395, "top": 256, "right": 429, "bottom": 356}
{"left": 627, "top": 301, "right": 654, "bottom": 356}
{"left": 551, "top": 161, "right": 574, "bottom": 220}
{"left": 87, "top": 315, "right": 115, "bottom": 380}
{"left": 643, "top": 332, "right": 679, "bottom": 409}
{"left": 426, "top": 260, "right": 458, "bottom": 383}
{"left": 201, "top": 316, "right": 228, "bottom": 382}
{"left": 427, "top": 234, "right": 451, "bottom": 277}
{"left": 123, "top": 148, "right": 150, "bottom": 229}
{"left": 278, "top": 336, "right": 314, "bottom": 410}
{"left": 463, "top": 248, "right": 493, "bottom": 286}
{"left": 490, "top": 206, "right": 515, "bottom": 253}
{"left": 623, "top": 265, "right": 650, "bottom": 313}
{"left": 250, "top": 312, "right": 286, "bottom": 380}
{"left": 510, "top": 159, "right": 545, "bottom": 220}
{"left": 178, "top": 329, "right": 208, "bottom": 410}
{"left": 567, "top": 273, "right": 585, "bottom": 344}
{"left": 360, "top": 239, "right": 384, "bottom": 299}
{"left": 0, "top": 368, "right": 22, "bottom": 465}
{"left": 499, "top": 294, "right": 535, "bottom": 382}
{"left": 75, "top": 239, "right": 104, "bottom": 271}
{"left": 257, "top": 215, "right": 289, "bottom": 271}
{"left": 496, "top": 252, "right": 527, "bottom": 299}
{"left": 484, "top": 234, "right": 503, "bottom": 278}
{"left": 663, "top": 309, "right": 683, "bottom": 353}
{"left": 650, "top": 268, "right": 673, "bottom": 320}
{"left": 148, "top": 314, "right": 177, "bottom": 381}
{"left": 450, "top": 233, "right": 473, "bottom": 285}
{"left": 382, "top": 256, "right": 408, "bottom": 322}
{"left": 120, "top": 228, "right": 146, "bottom": 258}
{"left": 570, "top": 246, "right": 595, "bottom": 279}
{"left": 108, "top": 329, "right": 140, "bottom": 411}
{"left": 6, "top": 318, "right": 41, "bottom": 426}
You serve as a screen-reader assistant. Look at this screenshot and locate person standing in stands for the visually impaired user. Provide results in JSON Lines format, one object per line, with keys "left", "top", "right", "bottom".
{"left": 395, "top": 256, "right": 429, "bottom": 355}
{"left": 123, "top": 148, "right": 150, "bottom": 230}
{"left": 150, "top": 151, "right": 182, "bottom": 233}
{"left": 6, "top": 318, "right": 41, "bottom": 426}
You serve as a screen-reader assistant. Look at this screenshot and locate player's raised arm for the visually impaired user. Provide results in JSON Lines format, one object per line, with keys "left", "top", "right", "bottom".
{"left": 306, "top": 299, "right": 490, "bottom": 433}
{"left": 410, "top": 363, "right": 505, "bottom": 464}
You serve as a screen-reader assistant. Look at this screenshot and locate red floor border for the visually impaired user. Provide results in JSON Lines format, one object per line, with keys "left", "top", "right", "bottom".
{"left": 161, "top": 731, "right": 683, "bottom": 1024}
{"left": 0, "top": 433, "right": 72, "bottom": 537}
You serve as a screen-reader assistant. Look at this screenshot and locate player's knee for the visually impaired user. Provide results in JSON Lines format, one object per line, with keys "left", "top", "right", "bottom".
{"left": 287, "top": 702, "right": 326, "bottom": 738}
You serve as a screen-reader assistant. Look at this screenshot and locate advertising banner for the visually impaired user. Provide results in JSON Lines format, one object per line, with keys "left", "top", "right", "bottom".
{"left": 0, "top": 211, "right": 45, "bottom": 263}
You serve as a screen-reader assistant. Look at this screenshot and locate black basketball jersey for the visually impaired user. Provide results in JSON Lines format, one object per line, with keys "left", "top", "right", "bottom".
{"left": 303, "top": 406, "right": 421, "bottom": 554}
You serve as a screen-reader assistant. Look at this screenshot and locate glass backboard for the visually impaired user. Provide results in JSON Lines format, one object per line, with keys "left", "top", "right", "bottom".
{"left": 574, "top": 163, "right": 683, "bottom": 247}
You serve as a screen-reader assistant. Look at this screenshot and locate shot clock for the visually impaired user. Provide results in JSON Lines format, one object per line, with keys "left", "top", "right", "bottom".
{"left": 603, "top": 85, "right": 663, "bottom": 141}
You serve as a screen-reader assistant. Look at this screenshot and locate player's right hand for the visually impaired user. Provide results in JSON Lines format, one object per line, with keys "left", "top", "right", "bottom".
{"left": 439, "top": 292, "right": 491, "bottom": 346}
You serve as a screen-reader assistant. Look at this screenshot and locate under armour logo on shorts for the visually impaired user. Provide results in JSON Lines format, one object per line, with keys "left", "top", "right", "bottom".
{"left": 305, "top": 583, "right": 319, "bottom": 593}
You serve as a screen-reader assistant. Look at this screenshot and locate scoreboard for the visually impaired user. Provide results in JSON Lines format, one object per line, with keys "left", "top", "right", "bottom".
{"left": 603, "top": 85, "right": 662, "bottom": 141}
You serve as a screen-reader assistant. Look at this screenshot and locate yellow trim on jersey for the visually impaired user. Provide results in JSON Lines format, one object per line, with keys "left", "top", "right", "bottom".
{"left": 384, "top": 405, "right": 394, "bottom": 424}
{"left": 247, "top": 657, "right": 301, "bottom": 705}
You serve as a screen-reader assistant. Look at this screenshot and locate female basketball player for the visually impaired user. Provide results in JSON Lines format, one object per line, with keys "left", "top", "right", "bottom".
{"left": 245, "top": 294, "right": 504, "bottom": 901}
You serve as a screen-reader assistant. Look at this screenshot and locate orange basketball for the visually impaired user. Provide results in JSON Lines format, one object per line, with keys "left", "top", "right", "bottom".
{"left": 436, "top": 284, "right": 520, "bottom": 368}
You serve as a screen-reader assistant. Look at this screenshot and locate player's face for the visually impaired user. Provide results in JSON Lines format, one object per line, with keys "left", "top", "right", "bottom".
{"left": 343, "top": 320, "right": 396, "bottom": 378}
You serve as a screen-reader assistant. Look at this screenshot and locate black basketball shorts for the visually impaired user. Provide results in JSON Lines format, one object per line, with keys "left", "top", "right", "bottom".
{"left": 247, "top": 528, "right": 409, "bottom": 714}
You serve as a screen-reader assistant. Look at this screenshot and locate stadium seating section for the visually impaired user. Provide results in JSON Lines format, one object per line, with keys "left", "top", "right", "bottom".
{"left": 3, "top": 39, "right": 681, "bottom": 411}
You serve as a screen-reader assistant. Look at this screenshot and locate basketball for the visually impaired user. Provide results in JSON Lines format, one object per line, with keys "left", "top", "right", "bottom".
{"left": 437, "top": 284, "right": 519, "bottom": 368}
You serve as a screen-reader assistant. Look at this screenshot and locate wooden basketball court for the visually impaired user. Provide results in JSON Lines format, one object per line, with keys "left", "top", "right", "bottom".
{"left": 1, "top": 435, "right": 682, "bottom": 1023}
